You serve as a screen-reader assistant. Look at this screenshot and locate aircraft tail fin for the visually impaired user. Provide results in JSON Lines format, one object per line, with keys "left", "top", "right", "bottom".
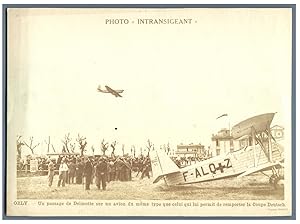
{"left": 149, "top": 149, "right": 180, "bottom": 183}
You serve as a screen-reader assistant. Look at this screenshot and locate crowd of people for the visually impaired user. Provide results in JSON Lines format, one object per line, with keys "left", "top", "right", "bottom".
{"left": 17, "top": 150, "right": 211, "bottom": 190}
{"left": 18, "top": 156, "right": 49, "bottom": 174}
{"left": 47, "top": 154, "right": 152, "bottom": 190}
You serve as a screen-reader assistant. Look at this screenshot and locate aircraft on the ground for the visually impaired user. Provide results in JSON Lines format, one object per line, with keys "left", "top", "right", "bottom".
{"left": 97, "top": 85, "right": 124, "bottom": 97}
{"left": 149, "top": 113, "right": 284, "bottom": 188}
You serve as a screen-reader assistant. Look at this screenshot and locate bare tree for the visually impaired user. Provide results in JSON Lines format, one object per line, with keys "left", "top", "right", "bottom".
{"left": 146, "top": 139, "right": 153, "bottom": 156}
{"left": 23, "top": 136, "right": 40, "bottom": 154}
{"left": 61, "top": 133, "right": 72, "bottom": 153}
{"left": 122, "top": 144, "right": 125, "bottom": 156}
{"left": 76, "top": 134, "right": 87, "bottom": 156}
{"left": 91, "top": 145, "right": 95, "bottom": 155}
{"left": 131, "top": 145, "right": 136, "bottom": 157}
{"left": 70, "top": 142, "right": 76, "bottom": 153}
{"left": 140, "top": 147, "right": 143, "bottom": 156}
{"left": 16, "top": 135, "right": 24, "bottom": 160}
{"left": 111, "top": 141, "right": 117, "bottom": 156}
{"left": 61, "top": 146, "right": 66, "bottom": 153}
{"left": 101, "top": 139, "right": 109, "bottom": 156}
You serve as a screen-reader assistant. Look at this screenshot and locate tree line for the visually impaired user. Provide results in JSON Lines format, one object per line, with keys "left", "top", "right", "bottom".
{"left": 16, "top": 134, "right": 167, "bottom": 160}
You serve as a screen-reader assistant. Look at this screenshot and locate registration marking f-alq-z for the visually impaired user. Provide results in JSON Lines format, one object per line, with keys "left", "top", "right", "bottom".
{"left": 150, "top": 113, "right": 284, "bottom": 188}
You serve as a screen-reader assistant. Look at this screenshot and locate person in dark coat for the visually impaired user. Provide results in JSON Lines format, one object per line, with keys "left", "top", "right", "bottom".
{"left": 120, "top": 158, "right": 131, "bottom": 181}
{"left": 124, "top": 158, "right": 132, "bottom": 181}
{"left": 108, "top": 159, "right": 116, "bottom": 182}
{"left": 141, "top": 158, "right": 151, "bottom": 179}
{"left": 76, "top": 159, "right": 84, "bottom": 184}
{"left": 68, "top": 160, "right": 76, "bottom": 184}
{"left": 95, "top": 157, "right": 108, "bottom": 190}
{"left": 119, "top": 161, "right": 126, "bottom": 181}
{"left": 114, "top": 158, "right": 123, "bottom": 181}
{"left": 83, "top": 157, "right": 93, "bottom": 190}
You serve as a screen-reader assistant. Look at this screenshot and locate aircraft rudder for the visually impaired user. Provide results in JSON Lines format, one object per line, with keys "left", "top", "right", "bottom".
{"left": 149, "top": 149, "right": 180, "bottom": 183}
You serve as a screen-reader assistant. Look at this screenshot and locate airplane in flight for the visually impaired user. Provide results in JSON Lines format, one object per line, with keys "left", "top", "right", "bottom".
{"left": 149, "top": 113, "right": 284, "bottom": 188}
{"left": 97, "top": 85, "right": 124, "bottom": 97}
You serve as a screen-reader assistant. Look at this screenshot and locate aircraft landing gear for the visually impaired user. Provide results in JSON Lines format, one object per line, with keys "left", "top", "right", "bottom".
{"left": 269, "top": 174, "right": 276, "bottom": 184}
{"left": 269, "top": 174, "right": 284, "bottom": 189}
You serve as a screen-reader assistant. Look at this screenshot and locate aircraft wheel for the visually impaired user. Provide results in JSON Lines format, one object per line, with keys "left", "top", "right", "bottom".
{"left": 273, "top": 175, "right": 284, "bottom": 190}
{"left": 269, "top": 175, "right": 276, "bottom": 185}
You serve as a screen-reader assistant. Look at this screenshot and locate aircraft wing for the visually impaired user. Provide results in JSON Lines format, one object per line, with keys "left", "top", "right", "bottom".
{"left": 105, "top": 86, "right": 123, "bottom": 97}
{"left": 110, "top": 91, "right": 122, "bottom": 97}
{"left": 97, "top": 86, "right": 109, "bottom": 93}
{"left": 237, "top": 162, "right": 283, "bottom": 178}
{"left": 231, "top": 113, "right": 275, "bottom": 139}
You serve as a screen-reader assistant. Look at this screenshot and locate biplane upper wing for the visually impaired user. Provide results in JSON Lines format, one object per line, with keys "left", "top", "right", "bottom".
{"left": 231, "top": 113, "right": 284, "bottom": 178}
{"left": 231, "top": 113, "right": 275, "bottom": 139}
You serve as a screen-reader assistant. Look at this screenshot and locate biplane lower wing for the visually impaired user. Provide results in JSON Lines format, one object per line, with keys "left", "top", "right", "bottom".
{"left": 237, "top": 162, "right": 282, "bottom": 178}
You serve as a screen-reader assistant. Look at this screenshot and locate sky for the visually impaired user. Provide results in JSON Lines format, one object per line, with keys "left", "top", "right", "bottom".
{"left": 7, "top": 8, "right": 292, "bottom": 156}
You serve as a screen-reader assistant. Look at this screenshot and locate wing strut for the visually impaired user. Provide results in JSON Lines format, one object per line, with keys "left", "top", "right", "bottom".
{"left": 251, "top": 127, "right": 257, "bottom": 167}
{"left": 267, "top": 126, "right": 273, "bottom": 162}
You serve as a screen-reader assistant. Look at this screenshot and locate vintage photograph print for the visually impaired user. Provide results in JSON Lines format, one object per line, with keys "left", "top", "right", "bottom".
{"left": 5, "top": 6, "right": 294, "bottom": 217}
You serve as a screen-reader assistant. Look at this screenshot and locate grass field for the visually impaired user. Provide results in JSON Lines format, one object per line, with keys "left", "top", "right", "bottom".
{"left": 17, "top": 172, "right": 284, "bottom": 200}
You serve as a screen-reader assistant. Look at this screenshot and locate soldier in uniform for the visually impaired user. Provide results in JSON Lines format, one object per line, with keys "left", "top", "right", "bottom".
{"left": 95, "top": 157, "right": 108, "bottom": 190}
{"left": 83, "top": 157, "right": 93, "bottom": 190}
